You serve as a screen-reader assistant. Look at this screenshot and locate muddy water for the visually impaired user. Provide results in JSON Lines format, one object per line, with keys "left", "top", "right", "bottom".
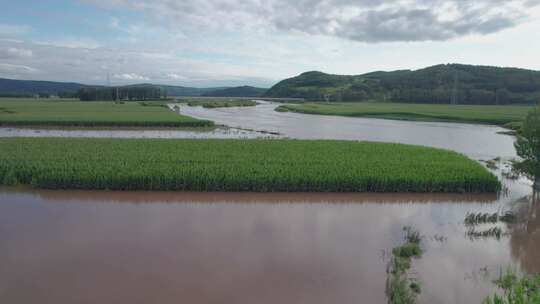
{"left": 0, "top": 185, "right": 537, "bottom": 304}
{"left": 0, "top": 102, "right": 537, "bottom": 304}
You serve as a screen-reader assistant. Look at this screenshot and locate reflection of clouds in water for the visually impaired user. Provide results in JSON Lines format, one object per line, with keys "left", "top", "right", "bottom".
{"left": 6, "top": 188, "right": 499, "bottom": 205}
{"left": 0, "top": 189, "right": 514, "bottom": 304}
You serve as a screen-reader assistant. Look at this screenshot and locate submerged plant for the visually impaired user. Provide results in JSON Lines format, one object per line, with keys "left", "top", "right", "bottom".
{"left": 386, "top": 270, "right": 417, "bottom": 304}
{"left": 465, "top": 212, "right": 516, "bottom": 226}
{"left": 403, "top": 226, "right": 422, "bottom": 244}
{"left": 483, "top": 269, "right": 540, "bottom": 304}
{"left": 466, "top": 227, "right": 505, "bottom": 240}
{"left": 386, "top": 227, "right": 424, "bottom": 304}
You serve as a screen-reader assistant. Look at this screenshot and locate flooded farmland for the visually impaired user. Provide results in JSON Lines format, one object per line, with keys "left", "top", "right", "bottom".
{"left": 0, "top": 102, "right": 536, "bottom": 304}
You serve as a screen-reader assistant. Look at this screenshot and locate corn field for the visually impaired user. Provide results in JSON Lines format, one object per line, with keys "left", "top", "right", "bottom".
{"left": 0, "top": 138, "right": 501, "bottom": 192}
{"left": 0, "top": 100, "right": 213, "bottom": 127}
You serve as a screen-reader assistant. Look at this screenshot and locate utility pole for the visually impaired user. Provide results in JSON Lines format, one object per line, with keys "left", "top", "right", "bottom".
{"left": 451, "top": 69, "right": 458, "bottom": 105}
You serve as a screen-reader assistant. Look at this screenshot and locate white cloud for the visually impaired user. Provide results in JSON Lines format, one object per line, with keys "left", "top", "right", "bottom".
{"left": 113, "top": 73, "right": 150, "bottom": 81}
{"left": 36, "top": 39, "right": 102, "bottom": 49}
{"left": 166, "top": 73, "right": 188, "bottom": 80}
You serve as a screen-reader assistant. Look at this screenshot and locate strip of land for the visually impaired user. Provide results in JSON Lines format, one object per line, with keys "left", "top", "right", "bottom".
{"left": 180, "top": 98, "right": 258, "bottom": 108}
{"left": 276, "top": 102, "right": 531, "bottom": 127}
{"left": 0, "top": 138, "right": 500, "bottom": 192}
{"left": 0, "top": 99, "right": 213, "bottom": 128}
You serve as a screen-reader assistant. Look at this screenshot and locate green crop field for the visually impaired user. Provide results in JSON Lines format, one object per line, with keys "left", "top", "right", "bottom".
{"left": 181, "top": 99, "right": 257, "bottom": 108}
{"left": 0, "top": 138, "right": 500, "bottom": 193}
{"left": 0, "top": 99, "right": 213, "bottom": 127}
{"left": 277, "top": 102, "right": 532, "bottom": 126}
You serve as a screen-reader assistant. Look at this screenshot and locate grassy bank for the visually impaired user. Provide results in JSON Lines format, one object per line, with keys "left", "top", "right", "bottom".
{"left": 182, "top": 99, "right": 257, "bottom": 108}
{"left": 0, "top": 99, "right": 213, "bottom": 127}
{"left": 277, "top": 102, "right": 531, "bottom": 126}
{"left": 0, "top": 138, "right": 499, "bottom": 192}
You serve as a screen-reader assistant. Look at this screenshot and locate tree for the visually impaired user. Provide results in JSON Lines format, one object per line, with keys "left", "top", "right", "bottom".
{"left": 514, "top": 105, "right": 540, "bottom": 191}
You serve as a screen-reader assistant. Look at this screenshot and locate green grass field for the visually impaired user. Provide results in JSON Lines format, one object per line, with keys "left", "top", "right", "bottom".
{"left": 0, "top": 99, "right": 213, "bottom": 127}
{"left": 0, "top": 138, "right": 500, "bottom": 192}
{"left": 277, "top": 102, "right": 532, "bottom": 125}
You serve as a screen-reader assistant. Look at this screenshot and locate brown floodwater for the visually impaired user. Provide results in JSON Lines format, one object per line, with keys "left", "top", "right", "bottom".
{"left": 0, "top": 178, "right": 538, "bottom": 304}
{"left": 0, "top": 102, "right": 537, "bottom": 303}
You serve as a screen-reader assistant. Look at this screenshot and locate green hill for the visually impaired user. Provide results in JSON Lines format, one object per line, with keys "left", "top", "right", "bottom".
{"left": 202, "top": 86, "right": 267, "bottom": 97}
{"left": 0, "top": 78, "right": 86, "bottom": 97}
{"left": 265, "top": 64, "right": 540, "bottom": 105}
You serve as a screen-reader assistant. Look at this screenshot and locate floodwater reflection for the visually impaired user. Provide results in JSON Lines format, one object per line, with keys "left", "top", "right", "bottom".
{"left": 3, "top": 187, "right": 499, "bottom": 204}
{"left": 0, "top": 188, "right": 536, "bottom": 304}
{"left": 509, "top": 196, "right": 540, "bottom": 274}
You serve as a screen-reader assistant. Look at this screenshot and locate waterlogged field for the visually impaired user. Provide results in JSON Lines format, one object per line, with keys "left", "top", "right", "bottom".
{"left": 0, "top": 138, "right": 499, "bottom": 192}
{"left": 277, "top": 102, "right": 531, "bottom": 126}
{"left": 0, "top": 99, "right": 213, "bottom": 127}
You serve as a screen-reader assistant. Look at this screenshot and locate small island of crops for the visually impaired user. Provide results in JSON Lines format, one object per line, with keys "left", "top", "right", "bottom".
{"left": 276, "top": 102, "right": 531, "bottom": 127}
{"left": 0, "top": 138, "right": 500, "bottom": 193}
{"left": 0, "top": 99, "right": 213, "bottom": 128}
{"left": 181, "top": 98, "right": 258, "bottom": 108}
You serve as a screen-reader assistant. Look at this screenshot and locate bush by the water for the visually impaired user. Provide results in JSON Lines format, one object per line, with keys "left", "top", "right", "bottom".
{"left": 0, "top": 138, "right": 500, "bottom": 192}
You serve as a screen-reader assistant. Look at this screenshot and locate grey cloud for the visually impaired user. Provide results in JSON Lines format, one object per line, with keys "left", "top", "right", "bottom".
{"left": 84, "top": 0, "right": 539, "bottom": 42}
{"left": 0, "top": 63, "right": 39, "bottom": 78}
{"left": 0, "top": 47, "right": 33, "bottom": 59}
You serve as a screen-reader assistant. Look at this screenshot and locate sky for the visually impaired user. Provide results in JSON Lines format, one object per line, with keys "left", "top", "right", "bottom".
{"left": 0, "top": 0, "right": 540, "bottom": 88}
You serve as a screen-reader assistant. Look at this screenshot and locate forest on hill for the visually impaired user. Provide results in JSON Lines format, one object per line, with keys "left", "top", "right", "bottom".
{"left": 202, "top": 86, "right": 267, "bottom": 97}
{"left": 0, "top": 78, "right": 247, "bottom": 98}
{"left": 265, "top": 64, "right": 540, "bottom": 105}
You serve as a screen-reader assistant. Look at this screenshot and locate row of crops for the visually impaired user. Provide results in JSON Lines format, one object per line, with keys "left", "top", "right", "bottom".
{"left": 185, "top": 99, "right": 257, "bottom": 108}
{"left": 0, "top": 138, "right": 501, "bottom": 192}
{"left": 0, "top": 99, "right": 214, "bottom": 127}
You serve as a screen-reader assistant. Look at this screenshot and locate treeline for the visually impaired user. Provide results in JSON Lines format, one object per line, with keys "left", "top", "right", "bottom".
{"left": 265, "top": 64, "right": 540, "bottom": 105}
{"left": 78, "top": 85, "right": 167, "bottom": 101}
{"left": 388, "top": 88, "right": 522, "bottom": 105}
{"left": 0, "top": 92, "right": 78, "bottom": 98}
{"left": 374, "top": 64, "right": 540, "bottom": 105}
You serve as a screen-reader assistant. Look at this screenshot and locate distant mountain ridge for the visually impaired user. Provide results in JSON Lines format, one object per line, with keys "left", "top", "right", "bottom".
{"left": 0, "top": 78, "right": 265, "bottom": 97}
{"left": 265, "top": 64, "right": 540, "bottom": 105}
{"left": 0, "top": 78, "right": 86, "bottom": 95}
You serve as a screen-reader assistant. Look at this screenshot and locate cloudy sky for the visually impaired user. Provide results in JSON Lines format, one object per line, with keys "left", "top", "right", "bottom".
{"left": 1, "top": 0, "right": 540, "bottom": 88}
